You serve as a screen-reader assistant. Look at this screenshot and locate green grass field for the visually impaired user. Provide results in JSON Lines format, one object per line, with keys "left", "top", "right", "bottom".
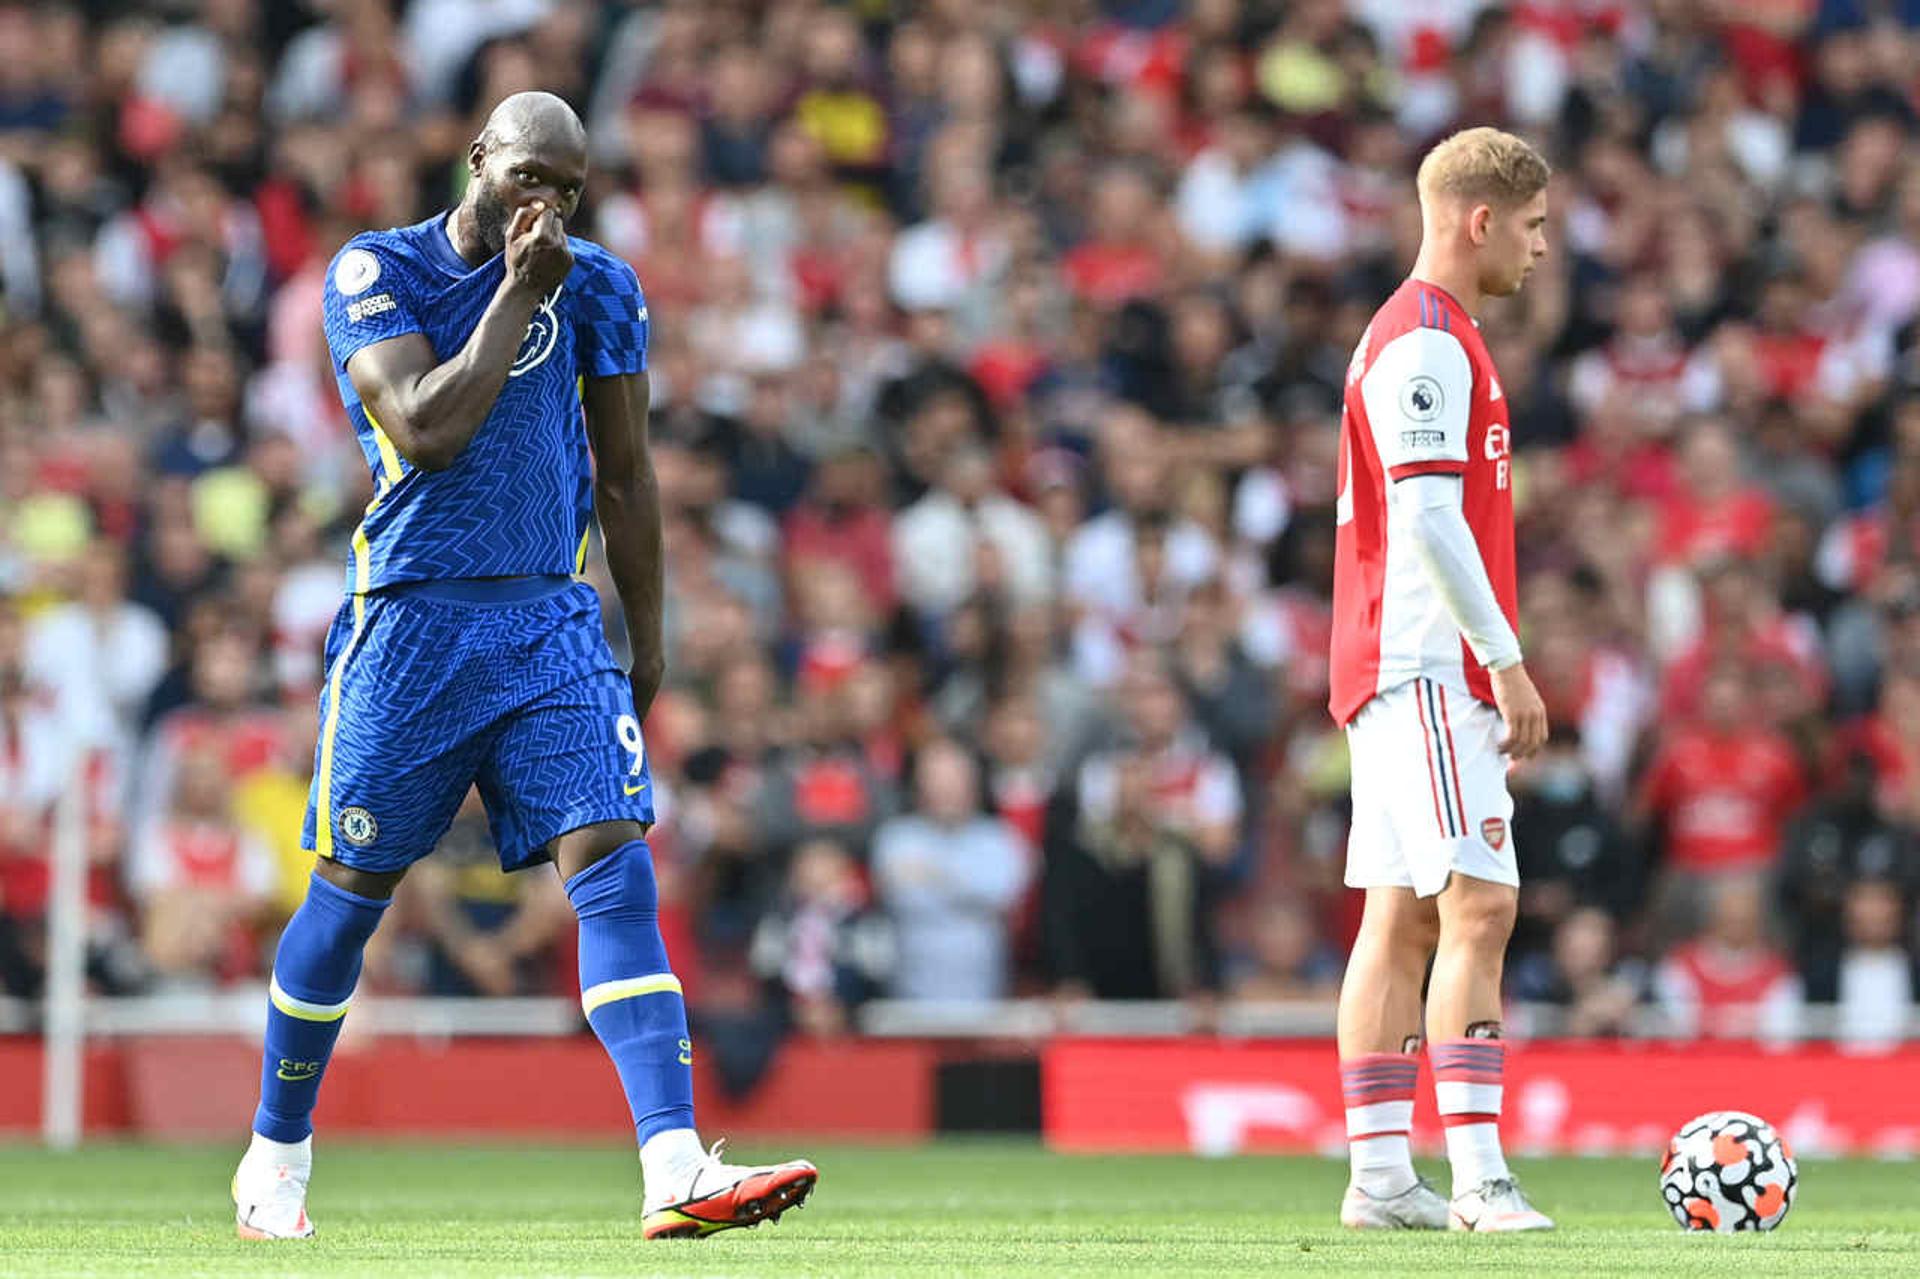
{"left": 0, "top": 1141, "right": 1913, "bottom": 1277}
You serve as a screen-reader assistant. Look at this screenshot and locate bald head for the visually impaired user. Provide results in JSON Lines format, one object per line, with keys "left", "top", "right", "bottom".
{"left": 479, "top": 91, "right": 585, "bottom": 154}
{"left": 459, "top": 91, "right": 589, "bottom": 259}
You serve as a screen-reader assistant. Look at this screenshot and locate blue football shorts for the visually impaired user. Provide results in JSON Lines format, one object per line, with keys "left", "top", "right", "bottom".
{"left": 300, "top": 576, "right": 654, "bottom": 873}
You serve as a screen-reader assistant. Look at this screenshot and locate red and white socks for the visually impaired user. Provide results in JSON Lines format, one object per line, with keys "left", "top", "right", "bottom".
{"left": 1431, "top": 1037, "right": 1510, "bottom": 1194}
{"left": 1339, "top": 1053, "right": 1419, "bottom": 1196}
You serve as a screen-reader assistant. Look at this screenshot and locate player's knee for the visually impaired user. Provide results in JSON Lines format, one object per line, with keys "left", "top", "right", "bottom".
{"left": 1364, "top": 897, "right": 1439, "bottom": 961}
{"left": 1441, "top": 890, "right": 1517, "bottom": 956}
{"left": 563, "top": 835, "right": 657, "bottom": 922}
{"left": 551, "top": 820, "right": 650, "bottom": 881}
{"left": 1397, "top": 908, "right": 1442, "bottom": 957}
{"left": 314, "top": 856, "right": 405, "bottom": 901}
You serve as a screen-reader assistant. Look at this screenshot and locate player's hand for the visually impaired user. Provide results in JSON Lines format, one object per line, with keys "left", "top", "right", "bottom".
{"left": 1490, "top": 662, "right": 1549, "bottom": 759}
{"left": 506, "top": 200, "right": 572, "bottom": 298}
{"left": 629, "top": 652, "right": 664, "bottom": 724}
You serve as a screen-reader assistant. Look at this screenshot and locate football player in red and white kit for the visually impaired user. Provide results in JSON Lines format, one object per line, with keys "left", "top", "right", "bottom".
{"left": 1330, "top": 128, "right": 1554, "bottom": 1233}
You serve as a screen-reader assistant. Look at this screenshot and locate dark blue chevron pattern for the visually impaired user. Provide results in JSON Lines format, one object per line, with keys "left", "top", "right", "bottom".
{"left": 300, "top": 582, "right": 654, "bottom": 873}
{"left": 321, "top": 218, "right": 650, "bottom": 589}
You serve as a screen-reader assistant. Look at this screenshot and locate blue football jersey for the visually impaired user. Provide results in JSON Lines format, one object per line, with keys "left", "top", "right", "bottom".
{"left": 320, "top": 213, "right": 650, "bottom": 590}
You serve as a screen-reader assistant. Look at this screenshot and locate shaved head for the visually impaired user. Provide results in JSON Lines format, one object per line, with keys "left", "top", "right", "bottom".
{"left": 457, "top": 91, "right": 590, "bottom": 261}
{"left": 478, "top": 91, "right": 586, "bottom": 155}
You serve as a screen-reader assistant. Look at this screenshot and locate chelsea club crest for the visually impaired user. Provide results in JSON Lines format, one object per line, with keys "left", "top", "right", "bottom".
{"left": 509, "top": 286, "right": 562, "bottom": 378}
{"left": 338, "top": 806, "right": 379, "bottom": 847}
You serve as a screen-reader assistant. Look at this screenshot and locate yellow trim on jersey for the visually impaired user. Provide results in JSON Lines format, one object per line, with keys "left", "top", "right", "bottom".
{"left": 345, "top": 469, "right": 390, "bottom": 628}
{"left": 318, "top": 479, "right": 385, "bottom": 859}
{"left": 269, "top": 974, "right": 353, "bottom": 1022}
{"left": 580, "top": 973, "right": 683, "bottom": 1017}
{"left": 350, "top": 522, "right": 372, "bottom": 627}
{"left": 311, "top": 609, "right": 370, "bottom": 861}
{"left": 363, "top": 405, "right": 404, "bottom": 487}
{"left": 575, "top": 371, "right": 591, "bottom": 575}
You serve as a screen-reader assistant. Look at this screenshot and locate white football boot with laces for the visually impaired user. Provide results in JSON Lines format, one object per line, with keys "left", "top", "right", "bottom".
{"left": 641, "top": 1139, "right": 818, "bottom": 1239}
{"left": 231, "top": 1134, "right": 315, "bottom": 1240}
{"left": 1339, "top": 1177, "right": 1450, "bottom": 1229}
{"left": 1448, "top": 1176, "right": 1555, "bottom": 1231}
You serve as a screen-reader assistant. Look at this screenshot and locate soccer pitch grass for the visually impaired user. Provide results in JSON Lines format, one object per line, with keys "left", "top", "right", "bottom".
{"left": 1, "top": 1141, "right": 1914, "bottom": 1278}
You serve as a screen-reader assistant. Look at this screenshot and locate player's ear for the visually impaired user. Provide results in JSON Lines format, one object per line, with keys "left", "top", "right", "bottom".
{"left": 467, "top": 138, "right": 487, "bottom": 179}
{"left": 1467, "top": 202, "right": 1492, "bottom": 245}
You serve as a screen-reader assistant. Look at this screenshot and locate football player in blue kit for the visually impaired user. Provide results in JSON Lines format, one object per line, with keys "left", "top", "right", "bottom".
{"left": 232, "top": 92, "right": 816, "bottom": 1241}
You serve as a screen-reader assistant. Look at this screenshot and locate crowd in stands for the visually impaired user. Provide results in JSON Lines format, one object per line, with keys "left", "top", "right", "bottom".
{"left": 2, "top": 0, "right": 1919, "bottom": 1057}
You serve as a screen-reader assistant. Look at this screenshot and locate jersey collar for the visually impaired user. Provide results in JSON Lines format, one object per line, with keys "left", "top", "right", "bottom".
{"left": 424, "top": 210, "right": 493, "bottom": 276}
{"left": 1407, "top": 276, "right": 1481, "bottom": 328}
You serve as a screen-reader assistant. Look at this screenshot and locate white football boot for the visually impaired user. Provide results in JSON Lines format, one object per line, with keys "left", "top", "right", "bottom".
{"left": 232, "top": 1133, "right": 315, "bottom": 1240}
{"left": 1339, "top": 1177, "right": 1451, "bottom": 1229}
{"left": 641, "top": 1139, "right": 818, "bottom": 1239}
{"left": 1448, "top": 1176, "right": 1555, "bottom": 1231}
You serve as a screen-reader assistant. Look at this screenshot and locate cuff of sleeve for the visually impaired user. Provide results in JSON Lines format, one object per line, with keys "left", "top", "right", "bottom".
{"left": 1388, "top": 459, "right": 1469, "bottom": 480}
{"left": 1483, "top": 650, "right": 1524, "bottom": 673}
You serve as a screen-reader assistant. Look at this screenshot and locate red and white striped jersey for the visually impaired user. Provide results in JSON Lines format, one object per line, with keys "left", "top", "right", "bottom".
{"left": 1330, "top": 279, "right": 1517, "bottom": 725}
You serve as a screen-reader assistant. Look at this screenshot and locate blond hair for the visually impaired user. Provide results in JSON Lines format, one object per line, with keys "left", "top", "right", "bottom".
{"left": 1417, "top": 127, "right": 1550, "bottom": 208}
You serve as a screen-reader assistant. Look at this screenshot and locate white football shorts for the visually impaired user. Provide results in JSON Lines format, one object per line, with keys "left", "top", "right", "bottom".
{"left": 1345, "top": 676, "right": 1518, "bottom": 898}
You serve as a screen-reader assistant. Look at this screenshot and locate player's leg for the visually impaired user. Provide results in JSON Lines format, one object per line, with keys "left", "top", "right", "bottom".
{"left": 1337, "top": 888, "right": 1439, "bottom": 1204}
{"left": 1413, "top": 680, "right": 1551, "bottom": 1231}
{"left": 1334, "top": 689, "right": 1447, "bottom": 1229}
{"left": 481, "top": 585, "right": 813, "bottom": 1236}
{"left": 1427, "top": 871, "right": 1519, "bottom": 1191}
{"left": 546, "top": 824, "right": 816, "bottom": 1237}
{"left": 548, "top": 823, "right": 701, "bottom": 1194}
{"left": 236, "top": 594, "right": 489, "bottom": 1239}
{"left": 236, "top": 859, "right": 400, "bottom": 1239}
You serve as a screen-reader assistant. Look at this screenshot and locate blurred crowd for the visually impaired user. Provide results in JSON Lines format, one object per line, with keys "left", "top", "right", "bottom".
{"left": 3, "top": 0, "right": 1920, "bottom": 1058}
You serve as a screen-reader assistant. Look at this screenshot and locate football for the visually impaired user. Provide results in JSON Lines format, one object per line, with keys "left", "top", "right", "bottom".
{"left": 1658, "top": 1111, "right": 1797, "bottom": 1232}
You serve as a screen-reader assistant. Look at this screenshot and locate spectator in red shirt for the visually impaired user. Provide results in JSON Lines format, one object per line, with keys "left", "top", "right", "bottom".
{"left": 1062, "top": 164, "right": 1168, "bottom": 307}
{"left": 1840, "top": 663, "right": 1920, "bottom": 826}
{"left": 1559, "top": 390, "right": 1679, "bottom": 507}
{"left": 126, "top": 743, "right": 274, "bottom": 987}
{"left": 1637, "top": 663, "right": 1808, "bottom": 935}
{"left": 1568, "top": 274, "right": 1713, "bottom": 430}
{"left": 1654, "top": 875, "right": 1802, "bottom": 1043}
{"left": 1745, "top": 271, "right": 1830, "bottom": 404}
{"left": 1817, "top": 450, "right": 1920, "bottom": 597}
{"left": 0, "top": 599, "right": 135, "bottom": 997}
{"left": 0, "top": 606, "right": 67, "bottom": 996}
{"left": 134, "top": 626, "right": 284, "bottom": 852}
{"left": 1658, "top": 417, "right": 1777, "bottom": 568}
{"left": 783, "top": 447, "right": 896, "bottom": 616}
{"left": 1660, "top": 556, "right": 1828, "bottom": 726}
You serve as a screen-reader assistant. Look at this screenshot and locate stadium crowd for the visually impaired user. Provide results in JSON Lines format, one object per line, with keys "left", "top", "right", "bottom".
{"left": 2, "top": 0, "right": 1920, "bottom": 1057}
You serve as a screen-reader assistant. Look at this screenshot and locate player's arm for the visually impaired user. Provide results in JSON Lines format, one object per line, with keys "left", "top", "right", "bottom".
{"left": 583, "top": 369, "right": 665, "bottom": 719}
{"left": 1400, "top": 475, "right": 1546, "bottom": 754}
{"left": 1400, "top": 476, "right": 1520, "bottom": 671}
{"left": 1363, "top": 325, "right": 1546, "bottom": 756}
{"left": 345, "top": 204, "right": 572, "bottom": 472}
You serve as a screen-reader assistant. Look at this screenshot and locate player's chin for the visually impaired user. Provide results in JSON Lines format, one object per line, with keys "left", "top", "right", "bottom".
{"left": 1489, "top": 270, "right": 1530, "bottom": 298}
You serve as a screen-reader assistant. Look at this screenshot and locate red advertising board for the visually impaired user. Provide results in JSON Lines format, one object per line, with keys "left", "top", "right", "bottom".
{"left": 1044, "top": 1040, "right": 1920, "bottom": 1157}
{"left": 0, "top": 1037, "right": 934, "bottom": 1139}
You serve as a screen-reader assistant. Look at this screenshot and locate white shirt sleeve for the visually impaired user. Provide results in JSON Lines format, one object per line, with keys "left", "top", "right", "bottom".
{"left": 1360, "top": 326, "right": 1474, "bottom": 478}
{"left": 1397, "top": 474, "right": 1523, "bottom": 670}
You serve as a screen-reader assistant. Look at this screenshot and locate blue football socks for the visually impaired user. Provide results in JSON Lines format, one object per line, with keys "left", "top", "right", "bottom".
{"left": 565, "top": 840, "right": 697, "bottom": 1145}
{"left": 252, "top": 872, "right": 390, "bottom": 1143}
